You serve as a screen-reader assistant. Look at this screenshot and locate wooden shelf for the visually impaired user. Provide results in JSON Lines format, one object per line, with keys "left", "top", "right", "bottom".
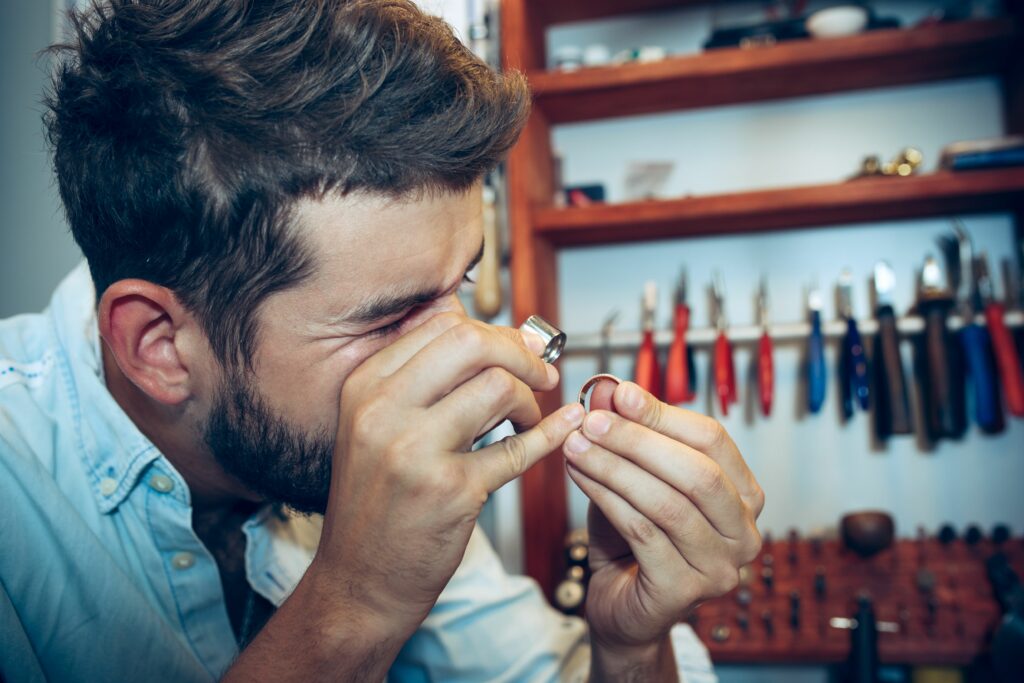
{"left": 530, "top": 20, "right": 1018, "bottom": 123}
{"left": 533, "top": 168, "right": 1024, "bottom": 246}
{"left": 536, "top": 0, "right": 703, "bottom": 27}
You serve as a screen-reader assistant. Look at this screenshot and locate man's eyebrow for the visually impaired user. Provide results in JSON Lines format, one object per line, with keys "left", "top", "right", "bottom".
{"left": 343, "top": 240, "right": 485, "bottom": 326}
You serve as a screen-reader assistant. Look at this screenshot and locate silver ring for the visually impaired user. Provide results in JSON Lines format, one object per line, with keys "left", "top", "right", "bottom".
{"left": 578, "top": 373, "right": 623, "bottom": 410}
{"left": 519, "top": 315, "right": 566, "bottom": 364}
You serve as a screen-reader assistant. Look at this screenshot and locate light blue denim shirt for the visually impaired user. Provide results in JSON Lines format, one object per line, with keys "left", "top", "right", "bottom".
{"left": 0, "top": 263, "right": 715, "bottom": 683}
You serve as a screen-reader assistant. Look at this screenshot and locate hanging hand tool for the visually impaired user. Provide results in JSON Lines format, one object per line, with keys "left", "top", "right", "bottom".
{"left": 807, "top": 281, "right": 827, "bottom": 414}
{"left": 979, "top": 254, "right": 1024, "bottom": 418}
{"left": 914, "top": 253, "right": 967, "bottom": 442}
{"left": 711, "top": 272, "right": 737, "bottom": 416}
{"left": 756, "top": 277, "right": 774, "bottom": 417}
{"left": 597, "top": 310, "right": 618, "bottom": 376}
{"left": 838, "top": 269, "right": 870, "bottom": 421}
{"left": 939, "top": 223, "right": 1001, "bottom": 434}
{"left": 1002, "top": 258, "right": 1024, "bottom": 371}
{"left": 872, "top": 261, "right": 913, "bottom": 439}
{"left": 634, "top": 281, "right": 662, "bottom": 399}
{"left": 472, "top": 185, "right": 502, "bottom": 319}
{"left": 665, "top": 269, "right": 697, "bottom": 404}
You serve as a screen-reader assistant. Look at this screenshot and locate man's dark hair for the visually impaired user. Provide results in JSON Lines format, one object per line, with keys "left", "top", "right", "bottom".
{"left": 45, "top": 0, "right": 530, "bottom": 369}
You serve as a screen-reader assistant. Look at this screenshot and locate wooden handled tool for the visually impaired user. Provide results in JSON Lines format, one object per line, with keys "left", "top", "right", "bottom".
{"left": 472, "top": 185, "right": 502, "bottom": 320}
{"left": 872, "top": 261, "right": 913, "bottom": 439}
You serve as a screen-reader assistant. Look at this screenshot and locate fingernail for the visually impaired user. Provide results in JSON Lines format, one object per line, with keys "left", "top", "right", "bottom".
{"left": 562, "top": 403, "right": 585, "bottom": 425}
{"left": 565, "top": 430, "right": 591, "bottom": 455}
{"left": 620, "top": 382, "right": 644, "bottom": 411}
{"left": 546, "top": 364, "right": 559, "bottom": 385}
{"left": 522, "top": 330, "right": 546, "bottom": 356}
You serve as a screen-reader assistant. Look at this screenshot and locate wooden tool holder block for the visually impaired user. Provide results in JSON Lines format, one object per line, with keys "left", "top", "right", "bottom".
{"left": 686, "top": 535, "right": 1024, "bottom": 665}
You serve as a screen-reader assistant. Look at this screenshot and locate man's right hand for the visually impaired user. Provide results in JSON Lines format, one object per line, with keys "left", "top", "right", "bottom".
{"left": 225, "top": 312, "right": 584, "bottom": 681}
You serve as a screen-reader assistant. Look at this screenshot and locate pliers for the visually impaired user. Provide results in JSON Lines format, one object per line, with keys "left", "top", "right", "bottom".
{"left": 711, "top": 271, "right": 737, "bottom": 416}
{"left": 977, "top": 253, "right": 1024, "bottom": 418}
{"left": 665, "top": 269, "right": 696, "bottom": 404}
{"left": 756, "top": 277, "right": 774, "bottom": 417}
{"left": 634, "top": 281, "right": 662, "bottom": 400}
{"left": 807, "top": 281, "right": 826, "bottom": 414}
{"left": 838, "top": 269, "right": 869, "bottom": 420}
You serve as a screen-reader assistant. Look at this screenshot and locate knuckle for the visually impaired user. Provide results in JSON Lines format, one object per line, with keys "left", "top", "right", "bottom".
{"left": 650, "top": 499, "right": 685, "bottom": 531}
{"left": 482, "top": 367, "right": 517, "bottom": 402}
{"left": 643, "top": 393, "right": 665, "bottom": 428}
{"left": 625, "top": 517, "right": 658, "bottom": 545}
{"left": 750, "top": 485, "right": 766, "bottom": 517}
{"left": 712, "top": 565, "right": 740, "bottom": 595}
{"left": 706, "top": 419, "right": 730, "bottom": 451}
{"left": 450, "top": 321, "right": 488, "bottom": 351}
{"left": 691, "top": 463, "right": 726, "bottom": 499}
{"left": 740, "top": 525, "right": 763, "bottom": 564}
{"left": 499, "top": 434, "right": 529, "bottom": 478}
{"left": 350, "top": 400, "right": 385, "bottom": 445}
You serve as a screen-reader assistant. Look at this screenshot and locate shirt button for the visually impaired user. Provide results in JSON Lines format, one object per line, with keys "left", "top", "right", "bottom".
{"left": 148, "top": 473, "right": 174, "bottom": 493}
{"left": 171, "top": 552, "right": 196, "bottom": 570}
{"left": 99, "top": 477, "right": 118, "bottom": 496}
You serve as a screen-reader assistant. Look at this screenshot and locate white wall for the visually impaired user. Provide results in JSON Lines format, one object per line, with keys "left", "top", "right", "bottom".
{"left": 0, "top": 1, "right": 84, "bottom": 319}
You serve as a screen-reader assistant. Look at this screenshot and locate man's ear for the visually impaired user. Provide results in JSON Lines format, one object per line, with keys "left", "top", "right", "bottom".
{"left": 98, "top": 280, "right": 201, "bottom": 405}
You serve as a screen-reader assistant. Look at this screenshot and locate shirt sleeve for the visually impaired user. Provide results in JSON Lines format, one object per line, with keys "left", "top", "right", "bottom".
{"left": 387, "top": 525, "right": 717, "bottom": 683}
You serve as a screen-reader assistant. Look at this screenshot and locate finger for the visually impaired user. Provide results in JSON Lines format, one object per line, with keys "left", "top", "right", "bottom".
{"left": 612, "top": 381, "right": 764, "bottom": 517}
{"left": 360, "top": 311, "right": 465, "bottom": 378}
{"left": 587, "top": 378, "right": 618, "bottom": 413}
{"left": 579, "top": 409, "right": 754, "bottom": 543}
{"left": 431, "top": 367, "right": 542, "bottom": 451}
{"left": 563, "top": 432, "right": 745, "bottom": 569}
{"left": 469, "top": 403, "right": 583, "bottom": 493}
{"left": 396, "top": 321, "right": 557, "bottom": 407}
{"left": 564, "top": 462, "right": 691, "bottom": 596}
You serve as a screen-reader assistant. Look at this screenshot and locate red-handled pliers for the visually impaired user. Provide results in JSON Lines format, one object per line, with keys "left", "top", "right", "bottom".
{"left": 634, "top": 281, "right": 662, "bottom": 400}
{"left": 711, "top": 271, "right": 737, "bottom": 415}
{"left": 666, "top": 269, "right": 696, "bottom": 404}
{"left": 757, "top": 277, "right": 774, "bottom": 417}
{"left": 978, "top": 253, "right": 1024, "bottom": 417}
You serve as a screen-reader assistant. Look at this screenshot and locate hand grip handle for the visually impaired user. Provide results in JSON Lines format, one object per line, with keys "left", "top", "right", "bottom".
{"left": 758, "top": 332, "right": 773, "bottom": 417}
{"left": 807, "top": 310, "right": 826, "bottom": 414}
{"left": 635, "top": 330, "right": 662, "bottom": 400}
{"left": 846, "top": 318, "right": 870, "bottom": 411}
{"left": 839, "top": 331, "right": 853, "bottom": 421}
{"left": 714, "top": 332, "right": 734, "bottom": 416}
{"left": 985, "top": 302, "right": 1024, "bottom": 417}
{"left": 959, "top": 323, "right": 1003, "bottom": 433}
{"left": 919, "top": 301, "right": 966, "bottom": 440}
{"left": 873, "top": 305, "right": 913, "bottom": 438}
{"left": 665, "top": 305, "right": 694, "bottom": 404}
{"left": 472, "top": 187, "right": 502, "bottom": 319}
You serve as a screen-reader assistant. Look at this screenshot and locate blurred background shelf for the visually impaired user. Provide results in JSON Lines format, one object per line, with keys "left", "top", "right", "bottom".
{"left": 531, "top": 19, "right": 1018, "bottom": 123}
{"left": 534, "top": 168, "right": 1024, "bottom": 245}
{"left": 502, "top": 0, "right": 1024, "bottom": 611}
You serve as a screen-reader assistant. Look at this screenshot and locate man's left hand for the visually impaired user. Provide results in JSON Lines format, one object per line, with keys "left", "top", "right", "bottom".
{"left": 562, "top": 379, "right": 764, "bottom": 666}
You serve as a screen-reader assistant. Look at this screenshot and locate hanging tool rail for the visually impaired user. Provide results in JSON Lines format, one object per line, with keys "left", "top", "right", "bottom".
{"left": 563, "top": 311, "right": 1024, "bottom": 353}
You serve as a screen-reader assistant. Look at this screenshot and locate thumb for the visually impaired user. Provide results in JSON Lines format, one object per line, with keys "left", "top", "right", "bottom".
{"left": 470, "top": 403, "right": 584, "bottom": 492}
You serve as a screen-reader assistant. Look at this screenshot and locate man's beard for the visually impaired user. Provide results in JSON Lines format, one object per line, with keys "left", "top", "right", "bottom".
{"left": 203, "top": 370, "right": 335, "bottom": 515}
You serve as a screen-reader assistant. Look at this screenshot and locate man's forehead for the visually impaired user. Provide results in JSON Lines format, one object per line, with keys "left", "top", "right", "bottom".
{"left": 291, "top": 188, "right": 482, "bottom": 316}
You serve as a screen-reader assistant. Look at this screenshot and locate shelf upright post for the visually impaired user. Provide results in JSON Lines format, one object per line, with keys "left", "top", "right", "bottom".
{"left": 501, "top": 0, "right": 567, "bottom": 601}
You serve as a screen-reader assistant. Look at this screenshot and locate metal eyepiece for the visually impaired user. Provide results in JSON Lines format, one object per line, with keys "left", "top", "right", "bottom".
{"left": 519, "top": 315, "right": 566, "bottom": 364}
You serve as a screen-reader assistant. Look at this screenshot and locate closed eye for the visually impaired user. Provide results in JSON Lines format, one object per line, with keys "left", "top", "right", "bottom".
{"left": 367, "top": 274, "right": 478, "bottom": 339}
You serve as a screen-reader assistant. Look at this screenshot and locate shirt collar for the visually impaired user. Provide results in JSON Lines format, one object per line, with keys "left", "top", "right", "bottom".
{"left": 49, "top": 262, "right": 161, "bottom": 513}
